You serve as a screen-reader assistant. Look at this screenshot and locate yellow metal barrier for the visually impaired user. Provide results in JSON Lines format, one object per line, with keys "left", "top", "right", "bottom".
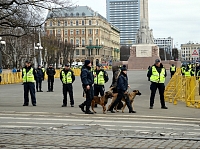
{"left": 0, "top": 69, "right": 81, "bottom": 85}
{"left": 165, "top": 69, "right": 200, "bottom": 108}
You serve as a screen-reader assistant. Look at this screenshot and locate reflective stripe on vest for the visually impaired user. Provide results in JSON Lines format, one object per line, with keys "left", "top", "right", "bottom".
{"left": 94, "top": 71, "right": 105, "bottom": 85}
{"left": 150, "top": 66, "right": 165, "bottom": 83}
{"left": 61, "top": 71, "right": 72, "bottom": 84}
{"left": 23, "top": 68, "right": 35, "bottom": 82}
{"left": 170, "top": 66, "right": 176, "bottom": 71}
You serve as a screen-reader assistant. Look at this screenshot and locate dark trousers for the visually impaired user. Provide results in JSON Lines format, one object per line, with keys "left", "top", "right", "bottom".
{"left": 82, "top": 85, "right": 94, "bottom": 111}
{"left": 109, "top": 91, "right": 133, "bottom": 112}
{"left": 36, "top": 78, "right": 42, "bottom": 91}
{"left": 170, "top": 71, "right": 175, "bottom": 78}
{"left": 24, "top": 82, "right": 36, "bottom": 105}
{"left": 48, "top": 76, "right": 54, "bottom": 91}
{"left": 63, "top": 84, "right": 74, "bottom": 106}
{"left": 94, "top": 84, "right": 104, "bottom": 96}
{"left": 150, "top": 82, "right": 165, "bottom": 107}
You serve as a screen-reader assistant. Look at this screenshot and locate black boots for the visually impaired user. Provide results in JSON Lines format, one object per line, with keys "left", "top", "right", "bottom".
{"left": 79, "top": 104, "right": 85, "bottom": 112}
{"left": 85, "top": 110, "right": 94, "bottom": 114}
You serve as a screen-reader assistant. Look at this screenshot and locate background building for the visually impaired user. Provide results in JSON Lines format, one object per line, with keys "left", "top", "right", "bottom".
{"left": 154, "top": 37, "right": 173, "bottom": 60}
{"left": 181, "top": 42, "right": 200, "bottom": 62}
{"left": 45, "top": 6, "right": 120, "bottom": 66}
{"left": 106, "top": 0, "right": 140, "bottom": 46}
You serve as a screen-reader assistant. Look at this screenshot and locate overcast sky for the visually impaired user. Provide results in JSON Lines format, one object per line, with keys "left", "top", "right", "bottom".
{"left": 72, "top": 0, "right": 200, "bottom": 48}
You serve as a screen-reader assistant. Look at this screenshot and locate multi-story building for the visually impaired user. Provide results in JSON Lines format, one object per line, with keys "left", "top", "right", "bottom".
{"left": 45, "top": 6, "right": 120, "bottom": 65}
{"left": 181, "top": 42, "right": 200, "bottom": 62}
{"left": 154, "top": 37, "right": 173, "bottom": 58}
{"left": 106, "top": 0, "right": 140, "bottom": 46}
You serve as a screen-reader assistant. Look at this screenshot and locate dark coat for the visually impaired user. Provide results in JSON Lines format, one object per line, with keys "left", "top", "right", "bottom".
{"left": 46, "top": 67, "right": 56, "bottom": 77}
{"left": 117, "top": 72, "right": 128, "bottom": 92}
{"left": 36, "top": 68, "right": 44, "bottom": 79}
{"left": 80, "top": 65, "right": 94, "bottom": 87}
{"left": 60, "top": 69, "right": 75, "bottom": 83}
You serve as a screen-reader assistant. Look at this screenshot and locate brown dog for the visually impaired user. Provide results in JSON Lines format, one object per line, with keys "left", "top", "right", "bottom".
{"left": 108, "top": 90, "right": 141, "bottom": 113}
{"left": 91, "top": 91, "right": 113, "bottom": 114}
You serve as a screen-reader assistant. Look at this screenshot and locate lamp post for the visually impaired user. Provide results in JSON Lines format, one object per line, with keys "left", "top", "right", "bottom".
{"left": 36, "top": 43, "right": 43, "bottom": 67}
{"left": 0, "top": 37, "right": 6, "bottom": 69}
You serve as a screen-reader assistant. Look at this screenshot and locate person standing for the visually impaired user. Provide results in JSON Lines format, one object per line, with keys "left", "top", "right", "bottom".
{"left": 22, "top": 61, "right": 37, "bottom": 106}
{"left": 60, "top": 64, "right": 75, "bottom": 107}
{"left": 147, "top": 59, "right": 168, "bottom": 109}
{"left": 46, "top": 64, "right": 56, "bottom": 92}
{"left": 93, "top": 63, "right": 109, "bottom": 99}
{"left": 79, "top": 60, "right": 94, "bottom": 114}
{"left": 170, "top": 64, "right": 176, "bottom": 78}
{"left": 108, "top": 66, "right": 135, "bottom": 113}
{"left": 36, "top": 65, "right": 44, "bottom": 92}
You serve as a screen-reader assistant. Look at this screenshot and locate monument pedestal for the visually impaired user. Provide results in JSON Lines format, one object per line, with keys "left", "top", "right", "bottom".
{"left": 128, "top": 44, "right": 160, "bottom": 69}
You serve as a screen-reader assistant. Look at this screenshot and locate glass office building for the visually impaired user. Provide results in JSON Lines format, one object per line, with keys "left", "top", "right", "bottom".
{"left": 106, "top": 0, "right": 140, "bottom": 46}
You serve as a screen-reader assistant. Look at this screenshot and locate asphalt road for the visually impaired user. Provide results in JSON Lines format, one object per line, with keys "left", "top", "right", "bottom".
{"left": 0, "top": 70, "right": 200, "bottom": 149}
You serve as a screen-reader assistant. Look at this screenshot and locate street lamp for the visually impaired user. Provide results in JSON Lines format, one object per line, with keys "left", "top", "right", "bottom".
{"left": 0, "top": 37, "right": 6, "bottom": 69}
{"left": 36, "top": 43, "right": 43, "bottom": 67}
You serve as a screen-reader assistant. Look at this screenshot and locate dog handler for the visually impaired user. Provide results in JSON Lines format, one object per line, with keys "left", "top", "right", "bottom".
{"left": 79, "top": 60, "right": 94, "bottom": 114}
{"left": 147, "top": 59, "right": 168, "bottom": 109}
{"left": 108, "top": 66, "right": 135, "bottom": 113}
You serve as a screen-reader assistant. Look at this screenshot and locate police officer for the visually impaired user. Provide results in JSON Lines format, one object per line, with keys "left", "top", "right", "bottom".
{"left": 147, "top": 59, "right": 168, "bottom": 109}
{"left": 60, "top": 64, "right": 75, "bottom": 107}
{"left": 108, "top": 66, "right": 135, "bottom": 113}
{"left": 181, "top": 64, "right": 186, "bottom": 75}
{"left": 22, "top": 61, "right": 37, "bottom": 106}
{"left": 170, "top": 64, "right": 176, "bottom": 78}
{"left": 46, "top": 64, "right": 56, "bottom": 92}
{"left": 183, "top": 65, "right": 193, "bottom": 77}
{"left": 79, "top": 60, "right": 94, "bottom": 114}
{"left": 36, "top": 65, "right": 44, "bottom": 92}
{"left": 93, "top": 63, "right": 109, "bottom": 98}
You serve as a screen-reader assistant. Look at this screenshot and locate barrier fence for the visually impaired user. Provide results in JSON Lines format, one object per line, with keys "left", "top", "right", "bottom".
{"left": 164, "top": 68, "right": 200, "bottom": 108}
{"left": 0, "top": 69, "right": 81, "bottom": 85}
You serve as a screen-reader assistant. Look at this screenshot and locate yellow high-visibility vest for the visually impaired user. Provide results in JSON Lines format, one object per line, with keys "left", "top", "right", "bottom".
{"left": 61, "top": 71, "right": 72, "bottom": 84}
{"left": 170, "top": 66, "right": 176, "bottom": 72}
{"left": 94, "top": 70, "right": 105, "bottom": 85}
{"left": 23, "top": 68, "right": 35, "bottom": 83}
{"left": 150, "top": 66, "right": 166, "bottom": 83}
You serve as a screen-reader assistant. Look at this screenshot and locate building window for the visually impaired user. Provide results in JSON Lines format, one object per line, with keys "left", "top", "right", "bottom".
{"left": 76, "top": 29, "right": 79, "bottom": 35}
{"left": 76, "top": 39, "right": 79, "bottom": 45}
{"left": 70, "top": 30, "right": 73, "bottom": 35}
{"left": 88, "top": 29, "right": 92, "bottom": 34}
{"left": 57, "top": 29, "right": 61, "bottom": 34}
{"left": 82, "top": 20, "right": 85, "bottom": 25}
{"left": 82, "top": 49, "right": 85, "bottom": 55}
{"left": 65, "top": 30, "right": 68, "bottom": 35}
{"left": 76, "top": 20, "right": 79, "bottom": 26}
{"left": 70, "top": 13, "right": 73, "bottom": 16}
{"left": 70, "top": 39, "right": 73, "bottom": 44}
{"left": 89, "top": 39, "right": 92, "bottom": 45}
{"left": 76, "top": 49, "right": 79, "bottom": 55}
{"left": 82, "top": 12, "right": 85, "bottom": 16}
{"left": 64, "top": 21, "right": 67, "bottom": 26}
{"left": 70, "top": 20, "right": 73, "bottom": 26}
{"left": 89, "top": 20, "right": 92, "bottom": 25}
{"left": 91, "top": 49, "right": 93, "bottom": 55}
{"left": 96, "top": 29, "right": 98, "bottom": 34}
{"left": 82, "top": 29, "right": 85, "bottom": 35}
{"left": 57, "top": 21, "right": 60, "bottom": 26}
{"left": 50, "top": 21, "right": 53, "bottom": 26}
{"left": 82, "top": 39, "right": 85, "bottom": 46}
{"left": 96, "top": 21, "right": 98, "bottom": 25}
{"left": 76, "top": 13, "right": 79, "bottom": 16}
{"left": 96, "top": 39, "right": 98, "bottom": 45}
{"left": 50, "top": 30, "right": 53, "bottom": 35}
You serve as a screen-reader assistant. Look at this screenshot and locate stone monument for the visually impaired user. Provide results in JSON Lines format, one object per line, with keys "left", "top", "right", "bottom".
{"left": 128, "top": 0, "right": 160, "bottom": 69}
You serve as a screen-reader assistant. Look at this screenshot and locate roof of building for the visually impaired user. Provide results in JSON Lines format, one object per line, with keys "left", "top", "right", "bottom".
{"left": 46, "top": 6, "right": 107, "bottom": 21}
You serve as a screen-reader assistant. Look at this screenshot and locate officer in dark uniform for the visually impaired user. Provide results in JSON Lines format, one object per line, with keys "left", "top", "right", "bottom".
{"left": 60, "top": 64, "right": 75, "bottom": 107}
{"left": 147, "top": 59, "right": 168, "bottom": 109}
{"left": 108, "top": 66, "right": 135, "bottom": 113}
{"left": 79, "top": 60, "right": 94, "bottom": 114}
{"left": 46, "top": 64, "right": 56, "bottom": 92}
{"left": 22, "top": 61, "right": 37, "bottom": 106}
{"left": 170, "top": 64, "right": 176, "bottom": 78}
{"left": 36, "top": 65, "right": 44, "bottom": 92}
{"left": 93, "top": 63, "right": 109, "bottom": 97}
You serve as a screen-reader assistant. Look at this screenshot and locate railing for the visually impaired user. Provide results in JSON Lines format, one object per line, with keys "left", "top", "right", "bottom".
{"left": 164, "top": 69, "right": 200, "bottom": 108}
